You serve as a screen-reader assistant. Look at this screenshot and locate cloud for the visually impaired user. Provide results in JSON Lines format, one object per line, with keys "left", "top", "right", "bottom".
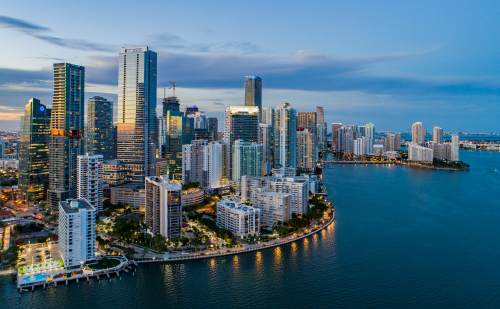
{"left": 0, "top": 15, "right": 114, "bottom": 52}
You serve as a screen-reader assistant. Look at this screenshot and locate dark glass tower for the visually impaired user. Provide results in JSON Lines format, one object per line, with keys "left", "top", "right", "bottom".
{"left": 19, "top": 98, "right": 51, "bottom": 204}
{"left": 87, "top": 96, "right": 114, "bottom": 159}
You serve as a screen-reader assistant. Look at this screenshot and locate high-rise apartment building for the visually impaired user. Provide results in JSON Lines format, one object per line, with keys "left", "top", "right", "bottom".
{"left": 331, "top": 123, "right": 343, "bottom": 152}
{"left": 244, "top": 75, "right": 262, "bottom": 113}
{"left": 48, "top": 63, "right": 85, "bottom": 208}
{"left": 58, "top": 199, "right": 96, "bottom": 268}
{"left": 451, "top": 134, "right": 460, "bottom": 161}
{"left": 296, "top": 128, "right": 315, "bottom": 171}
{"left": 408, "top": 143, "right": 434, "bottom": 162}
{"left": 273, "top": 103, "right": 297, "bottom": 169}
{"left": 19, "top": 98, "right": 51, "bottom": 204}
{"left": 232, "top": 140, "right": 263, "bottom": 181}
{"left": 77, "top": 154, "right": 103, "bottom": 212}
{"left": 253, "top": 191, "right": 291, "bottom": 227}
{"left": 204, "top": 141, "right": 225, "bottom": 188}
{"left": 224, "top": 106, "right": 259, "bottom": 177}
{"left": 411, "top": 121, "right": 425, "bottom": 145}
{"left": 216, "top": 199, "right": 260, "bottom": 238}
{"left": 182, "top": 139, "right": 208, "bottom": 186}
{"left": 87, "top": 96, "right": 114, "bottom": 160}
{"left": 116, "top": 47, "right": 157, "bottom": 183}
{"left": 384, "top": 133, "right": 401, "bottom": 152}
{"left": 259, "top": 123, "right": 273, "bottom": 175}
{"left": 433, "top": 127, "right": 443, "bottom": 144}
{"left": 145, "top": 176, "right": 182, "bottom": 239}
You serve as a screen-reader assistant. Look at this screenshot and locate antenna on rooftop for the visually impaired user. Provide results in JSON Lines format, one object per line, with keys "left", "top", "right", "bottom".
{"left": 169, "top": 81, "right": 176, "bottom": 97}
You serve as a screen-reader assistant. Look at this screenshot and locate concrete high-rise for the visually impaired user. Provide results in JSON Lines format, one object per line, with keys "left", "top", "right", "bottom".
{"left": 296, "top": 128, "right": 315, "bottom": 171}
{"left": 58, "top": 199, "right": 96, "bottom": 268}
{"left": 182, "top": 139, "right": 208, "bottom": 186}
{"left": 48, "top": 63, "right": 85, "bottom": 208}
{"left": 273, "top": 103, "right": 297, "bottom": 169}
{"left": 145, "top": 176, "right": 182, "bottom": 239}
{"left": 244, "top": 75, "right": 262, "bottom": 112}
{"left": 77, "top": 154, "right": 103, "bottom": 212}
{"left": 411, "top": 121, "right": 425, "bottom": 145}
{"left": 433, "top": 127, "right": 443, "bottom": 144}
{"left": 87, "top": 96, "right": 113, "bottom": 159}
{"left": 204, "top": 141, "right": 224, "bottom": 189}
{"left": 451, "top": 134, "right": 460, "bottom": 161}
{"left": 116, "top": 47, "right": 157, "bottom": 183}
{"left": 19, "top": 98, "right": 51, "bottom": 204}
{"left": 259, "top": 123, "right": 273, "bottom": 175}
{"left": 331, "top": 123, "right": 343, "bottom": 152}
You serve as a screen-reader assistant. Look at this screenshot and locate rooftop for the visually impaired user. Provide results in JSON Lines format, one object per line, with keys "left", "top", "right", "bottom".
{"left": 60, "top": 198, "right": 95, "bottom": 214}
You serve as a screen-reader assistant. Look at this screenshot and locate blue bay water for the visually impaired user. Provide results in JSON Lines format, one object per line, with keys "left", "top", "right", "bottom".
{"left": 1, "top": 150, "right": 499, "bottom": 308}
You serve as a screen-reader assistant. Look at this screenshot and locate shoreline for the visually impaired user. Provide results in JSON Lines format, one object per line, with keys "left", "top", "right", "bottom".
{"left": 322, "top": 160, "right": 468, "bottom": 171}
{"left": 135, "top": 210, "right": 335, "bottom": 264}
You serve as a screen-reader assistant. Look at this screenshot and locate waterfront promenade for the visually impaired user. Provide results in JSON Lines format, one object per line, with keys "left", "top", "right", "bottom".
{"left": 134, "top": 211, "right": 335, "bottom": 264}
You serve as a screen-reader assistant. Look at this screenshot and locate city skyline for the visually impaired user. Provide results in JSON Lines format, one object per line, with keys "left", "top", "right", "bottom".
{"left": 1, "top": 1, "right": 500, "bottom": 132}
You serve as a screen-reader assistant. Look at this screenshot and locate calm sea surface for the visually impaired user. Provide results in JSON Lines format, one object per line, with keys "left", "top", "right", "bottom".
{"left": 1, "top": 150, "right": 499, "bottom": 308}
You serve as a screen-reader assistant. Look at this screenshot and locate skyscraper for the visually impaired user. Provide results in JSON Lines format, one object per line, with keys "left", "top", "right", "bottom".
{"left": 87, "top": 96, "right": 114, "bottom": 159}
{"left": 204, "top": 141, "right": 224, "bottom": 188}
{"left": 331, "top": 123, "right": 343, "bottom": 152}
{"left": 48, "top": 63, "right": 85, "bottom": 208}
{"left": 232, "top": 140, "right": 263, "bottom": 181}
{"left": 145, "top": 176, "right": 182, "bottom": 239}
{"left": 433, "top": 126, "right": 443, "bottom": 144}
{"left": 411, "top": 121, "right": 425, "bottom": 145}
{"left": 315, "top": 106, "right": 327, "bottom": 150}
{"left": 208, "top": 117, "right": 218, "bottom": 142}
{"left": 158, "top": 96, "right": 183, "bottom": 180}
{"left": 259, "top": 123, "right": 273, "bottom": 175}
{"left": 296, "top": 128, "right": 315, "bottom": 171}
{"left": 58, "top": 199, "right": 96, "bottom": 268}
{"left": 224, "top": 106, "right": 259, "bottom": 177}
{"left": 77, "top": 154, "right": 103, "bottom": 212}
{"left": 244, "top": 75, "right": 262, "bottom": 112}
{"left": 116, "top": 47, "right": 157, "bottom": 183}
{"left": 273, "top": 103, "right": 297, "bottom": 169}
{"left": 19, "top": 98, "right": 51, "bottom": 204}
{"left": 297, "top": 112, "right": 317, "bottom": 138}
{"left": 451, "top": 134, "right": 460, "bottom": 161}
{"left": 182, "top": 139, "right": 208, "bottom": 186}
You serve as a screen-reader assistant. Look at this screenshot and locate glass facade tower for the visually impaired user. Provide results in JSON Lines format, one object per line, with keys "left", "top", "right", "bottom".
{"left": 19, "top": 98, "right": 51, "bottom": 204}
{"left": 87, "top": 96, "right": 114, "bottom": 159}
{"left": 116, "top": 47, "right": 157, "bottom": 183}
{"left": 48, "top": 63, "right": 85, "bottom": 208}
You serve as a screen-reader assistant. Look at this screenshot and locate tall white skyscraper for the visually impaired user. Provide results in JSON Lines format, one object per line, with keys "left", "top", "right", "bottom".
{"left": 116, "top": 47, "right": 157, "bottom": 183}
{"left": 77, "top": 154, "right": 103, "bottom": 212}
{"left": 451, "top": 134, "right": 460, "bottom": 161}
{"left": 58, "top": 199, "right": 96, "bottom": 268}
{"left": 145, "top": 176, "right": 182, "bottom": 239}
{"left": 433, "top": 127, "right": 443, "bottom": 144}
{"left": 411, "top": 121, "right": 425, "bottom": 145}
{"left": 204, "top": 141, "right": 224, "bottom": 188}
